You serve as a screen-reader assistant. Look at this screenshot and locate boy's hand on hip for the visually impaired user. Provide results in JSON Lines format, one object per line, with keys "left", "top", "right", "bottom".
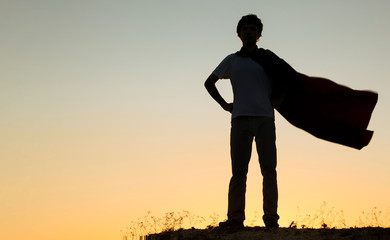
{"left": 222, "top": 103, "right": 233, "bottom": 113}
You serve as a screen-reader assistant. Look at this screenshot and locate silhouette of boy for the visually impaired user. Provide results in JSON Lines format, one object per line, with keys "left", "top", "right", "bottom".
{"left": 205, "top": 14, "right": 279, "bottom": 230}
{"left": 205, "top": 12, "right": 378, "bottom": 232}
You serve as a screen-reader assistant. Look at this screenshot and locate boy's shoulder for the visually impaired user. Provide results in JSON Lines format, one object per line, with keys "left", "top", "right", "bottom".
{"left": 233, "top": 47, "right": 279, "bottom": 59}
{"left": 259, "top": 48, "right": 279, "bottom": 58}
{"left": 218, "top": 53, "right": 238, "bottom": 63}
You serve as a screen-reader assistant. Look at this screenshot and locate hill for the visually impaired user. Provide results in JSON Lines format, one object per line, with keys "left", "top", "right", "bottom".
{"left": 146, "top": 227, "right": 390, "bottom": 240}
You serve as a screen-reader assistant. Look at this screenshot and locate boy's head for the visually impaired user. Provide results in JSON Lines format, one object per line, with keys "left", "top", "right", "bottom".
{"left": 236, "top": 14, "right": 263, "bottom": 40}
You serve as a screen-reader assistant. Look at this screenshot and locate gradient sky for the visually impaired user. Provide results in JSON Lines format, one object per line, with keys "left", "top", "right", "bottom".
{"left": 1, "top": 1, "right": 389, "bottom": 240}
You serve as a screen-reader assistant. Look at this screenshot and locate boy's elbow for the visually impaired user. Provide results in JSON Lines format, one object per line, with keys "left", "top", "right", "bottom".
{"left": 204, "top": 80, "right": 211, "bottom": 89}
{"left": 204, "top": 74, "right": 218, "bottom": 89}
{"left": 204, "top": 80, "right": 215, "bottom": 91}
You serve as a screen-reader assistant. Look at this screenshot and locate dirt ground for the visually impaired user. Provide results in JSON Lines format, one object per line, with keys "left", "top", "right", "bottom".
{"left": 147, "top": 227, "right": 390, "bottom": 240}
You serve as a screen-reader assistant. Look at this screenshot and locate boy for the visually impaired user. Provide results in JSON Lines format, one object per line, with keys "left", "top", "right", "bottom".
{"left": 205, "top": 14, "right": 377, "bottom": 231}
{"left": 204, "top": 14, "right": 279, "bottom": 230}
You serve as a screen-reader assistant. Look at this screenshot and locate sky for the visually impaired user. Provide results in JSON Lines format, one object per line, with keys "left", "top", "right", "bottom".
{"left": 1, "top": 0, "right": 389, "bottom": 239}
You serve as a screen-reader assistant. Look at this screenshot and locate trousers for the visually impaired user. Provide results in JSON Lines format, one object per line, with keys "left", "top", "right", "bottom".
{"left": 228, "top": 116, "right": 279, "bottom": 222}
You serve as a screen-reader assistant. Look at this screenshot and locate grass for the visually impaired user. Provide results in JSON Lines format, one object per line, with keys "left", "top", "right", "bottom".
{"left": 288, "top": 202, "right": 347, "bottom": 229}
{"left": 123, "top": 203, "right": 390, "bottom": 239}
{"left": 123, "top": 210, "right": 212, "bottom": 238}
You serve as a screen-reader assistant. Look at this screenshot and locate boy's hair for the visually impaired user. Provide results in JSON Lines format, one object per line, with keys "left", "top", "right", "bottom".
{"left": 236, "top": 14, "right": 263, "bottom": 37}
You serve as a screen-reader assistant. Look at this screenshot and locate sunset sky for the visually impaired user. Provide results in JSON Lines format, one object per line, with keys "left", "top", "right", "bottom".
{"left": 1, "top": 1, "right": 389, "bottom": 240}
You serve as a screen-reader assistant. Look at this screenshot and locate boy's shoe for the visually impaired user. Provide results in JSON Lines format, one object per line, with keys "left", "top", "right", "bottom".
{"left": 264, "top": 217, "right": 279, "bottom": 230}
{"left": 218, "top": 219, "right": 244, "bottom": 232}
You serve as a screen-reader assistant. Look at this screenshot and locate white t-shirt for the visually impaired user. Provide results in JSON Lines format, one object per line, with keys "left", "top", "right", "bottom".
{"left": 213, "top": 53, "right": 274, "bottom": 119}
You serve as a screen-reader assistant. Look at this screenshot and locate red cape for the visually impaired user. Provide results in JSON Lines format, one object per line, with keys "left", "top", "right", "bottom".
{"left": 236, "top": 48, "right": 378, "bottom": 149}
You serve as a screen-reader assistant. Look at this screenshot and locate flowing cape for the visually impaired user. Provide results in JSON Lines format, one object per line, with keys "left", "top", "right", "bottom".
{"left": 236, "top": 48, "right": 378, "bottom": 150}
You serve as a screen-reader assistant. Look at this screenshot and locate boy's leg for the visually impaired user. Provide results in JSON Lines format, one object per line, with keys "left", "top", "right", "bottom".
{"left": 254, "top": 117, "right": 279, "bottom": 224}
{"left": 228, "top": 117, "right": 253, "bottom": 222}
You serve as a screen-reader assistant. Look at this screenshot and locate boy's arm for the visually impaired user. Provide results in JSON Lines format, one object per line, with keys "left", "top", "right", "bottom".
{"left": 204, "top": 73, "right": 233, "bottom": 113}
